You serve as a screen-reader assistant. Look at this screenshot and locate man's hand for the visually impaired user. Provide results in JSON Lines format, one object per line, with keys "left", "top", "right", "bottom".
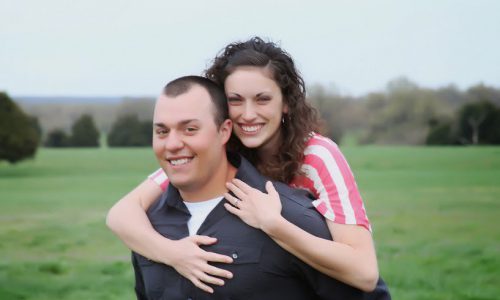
{"left": 167, "top": 235, "right": 233, "bottom": 293}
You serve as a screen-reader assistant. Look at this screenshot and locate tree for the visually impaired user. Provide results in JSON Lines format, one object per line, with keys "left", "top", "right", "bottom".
{"left": 308, "top": 85, "right": 344, "bottom": 143}
{"left": 466, "top": 84, "right": 500, "bottom": 107}
{"left": 29, "top": 116, "right": 42, "bottom": 138}
{"left": 107, "top": 114, "right": 152, "bottom": 147}
{"left": 483, "top": 111, "right": 500, "bottom": 144}
{"left": 426, "top": 118, "right": 455, "bottom": 145}
{"left": 70, "top": 114, "right": 100, "bottom": 147}
{"left": 360, "top": 80, "right": 449, "bottom": 145}
{"left": 457, "top": 101, "right": 500, "bottom": 144}
{"left": 0, "top": 92, "right": 40, "bottom": 163}
{"left": 44, "top": 129, "right": 70, "bottom": 147}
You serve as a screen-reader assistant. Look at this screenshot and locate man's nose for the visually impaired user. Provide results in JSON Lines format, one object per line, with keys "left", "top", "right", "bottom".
{"left": 164, "top": 131, "right": 184, "bottom": 151}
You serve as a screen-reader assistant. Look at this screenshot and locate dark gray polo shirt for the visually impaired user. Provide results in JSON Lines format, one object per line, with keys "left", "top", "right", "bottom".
{"left": 132, "top": 153, "right": 390, "bottom": 300}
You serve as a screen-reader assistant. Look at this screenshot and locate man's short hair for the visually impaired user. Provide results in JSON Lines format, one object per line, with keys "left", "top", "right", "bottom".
{"left": 163, "top": 76, "right": 228, "bottom": 127}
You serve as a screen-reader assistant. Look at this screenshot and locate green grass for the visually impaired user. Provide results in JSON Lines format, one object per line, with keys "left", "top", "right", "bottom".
{"left": 0, "top": 148, "right": 158, "bottom": 300}
{"left": 1, "top": 147, "right": 499, "bottom": 299}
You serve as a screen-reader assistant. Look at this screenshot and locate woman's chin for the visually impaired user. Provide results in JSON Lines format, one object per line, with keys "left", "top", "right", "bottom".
{"left": 238, "top": 136, "right": 264, "bottom": 149}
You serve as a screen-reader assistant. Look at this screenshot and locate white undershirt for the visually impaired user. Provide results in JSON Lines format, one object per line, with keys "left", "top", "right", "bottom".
{"left": 183, "top": 196, "right": 224, "bottom": 236}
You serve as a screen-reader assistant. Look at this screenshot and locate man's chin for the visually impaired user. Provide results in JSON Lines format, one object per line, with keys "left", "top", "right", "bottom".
{"left": 168, "top": 177, "right": 191, "bottom": 190}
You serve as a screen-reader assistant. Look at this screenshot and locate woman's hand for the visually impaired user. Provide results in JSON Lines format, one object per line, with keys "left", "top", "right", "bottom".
{"left": 224, "top": 179, "right": 282, "bottom": 232}
{"left": 168, "top": 235, "right": 234, "bottom": 294}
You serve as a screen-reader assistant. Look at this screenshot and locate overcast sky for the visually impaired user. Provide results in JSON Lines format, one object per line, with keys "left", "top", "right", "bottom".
{"left": 1, "top": 0, "right": 499, "bottom": 98}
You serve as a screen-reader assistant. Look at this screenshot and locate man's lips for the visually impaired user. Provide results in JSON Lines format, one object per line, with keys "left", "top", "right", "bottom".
{"left": 167, "top": 156, "right": 193, "bottom": 166}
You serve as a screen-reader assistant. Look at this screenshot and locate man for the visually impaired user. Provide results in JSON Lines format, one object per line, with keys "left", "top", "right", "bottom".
{"left": 132, "top": 76, "right": 389, "bottom": 299}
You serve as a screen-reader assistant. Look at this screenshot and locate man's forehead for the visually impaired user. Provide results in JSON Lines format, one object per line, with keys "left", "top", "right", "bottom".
{"left": 157, "top": 86, "right": 212, "bottom": 107}
{"left": 153, "top": 91, "right": 213, "bottom": 124}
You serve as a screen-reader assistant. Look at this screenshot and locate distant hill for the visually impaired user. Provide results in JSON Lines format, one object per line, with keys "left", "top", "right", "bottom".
{"left": 14, "top": 96, "right": 125, "bottom": 104}
{"left": 14, "top": 96, "right": 155, "bottom": 136}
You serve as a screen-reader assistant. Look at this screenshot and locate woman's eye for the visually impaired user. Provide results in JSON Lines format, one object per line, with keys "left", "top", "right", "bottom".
{"left": 227, "top": 97, "right": 242, "bottom": 104}
{"left": 185, "top": 127, "right": 197, "bottom": 133}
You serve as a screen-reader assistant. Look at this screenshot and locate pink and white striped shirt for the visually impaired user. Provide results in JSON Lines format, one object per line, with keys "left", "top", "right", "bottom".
{"left": 290, "top": 133, "right": 371, "bottom": 231}
{"left": 148, "top": 132, "right": 370, "bottom": 231}
{"left": 148, "top": 169, "right": 170, "bottom": 191}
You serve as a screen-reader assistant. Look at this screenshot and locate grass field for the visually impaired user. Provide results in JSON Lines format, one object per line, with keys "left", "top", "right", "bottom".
{"left": 0, "top": 147, "right": 499, "bottom": 299}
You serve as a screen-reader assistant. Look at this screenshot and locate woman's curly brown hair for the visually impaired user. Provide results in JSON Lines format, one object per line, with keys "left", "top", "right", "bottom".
{"left": 205, "top": 37, "right": 321, "bottom": 183}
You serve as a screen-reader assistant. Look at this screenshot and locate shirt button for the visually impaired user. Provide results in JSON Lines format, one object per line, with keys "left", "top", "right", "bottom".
{"left": 232, "top": 252, "right": 238, "bottom": 259}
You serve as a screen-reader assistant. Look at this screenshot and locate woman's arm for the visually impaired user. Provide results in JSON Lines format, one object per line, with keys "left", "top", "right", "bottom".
{"left": 106, "top": 177, "right": 234, "bottom": 293}
{"left": 267, "top": 216, "right": 378, "bottom": 292}
{"left": 106, "top": 178, "right": 164, "bottom": 259}
{"left": 224, "top": 180, "right": 378, "bottom": 292}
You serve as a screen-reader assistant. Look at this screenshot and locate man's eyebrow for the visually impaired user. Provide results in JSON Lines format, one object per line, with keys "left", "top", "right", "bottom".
{"left": 179, "top": 119, "right": 198, "bottom": 125}
{"left": 153, "top": 119, "right": 198, "bottom": 127}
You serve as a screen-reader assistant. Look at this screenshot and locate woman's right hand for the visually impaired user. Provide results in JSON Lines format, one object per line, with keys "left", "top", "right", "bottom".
{"left": 167, "top": 235, "right": 233, "bottom": 293}
{"left": 106, "top": 177, "right": 233, "bottom": 293}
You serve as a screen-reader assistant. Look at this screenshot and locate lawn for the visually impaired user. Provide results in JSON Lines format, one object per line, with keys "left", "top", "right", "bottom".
{"left": 0, "top": 147, "right": 499, "bottom": 299}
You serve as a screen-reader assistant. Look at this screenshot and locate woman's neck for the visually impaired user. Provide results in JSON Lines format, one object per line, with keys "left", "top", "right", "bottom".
{"left": 257, "top": 129, "right": 283, "bottom": 159}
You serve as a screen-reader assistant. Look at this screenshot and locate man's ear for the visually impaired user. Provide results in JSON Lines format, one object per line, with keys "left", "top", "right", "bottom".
{"left": 219, "top": 119, "right": 233, "bottom": 144}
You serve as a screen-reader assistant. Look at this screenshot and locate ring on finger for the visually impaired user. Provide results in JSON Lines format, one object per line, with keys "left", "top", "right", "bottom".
{"left": 233, "top": 199, "right": 240, "bottom": 207}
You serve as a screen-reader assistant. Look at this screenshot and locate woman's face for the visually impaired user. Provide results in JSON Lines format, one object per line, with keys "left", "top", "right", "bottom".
{"left": 224, "top": 66, "right": 288, "bottom": 154}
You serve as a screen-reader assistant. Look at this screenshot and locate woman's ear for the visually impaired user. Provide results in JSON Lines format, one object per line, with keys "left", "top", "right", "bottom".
{"left": 283, "top": 103, "right": 289, "bottom": 114}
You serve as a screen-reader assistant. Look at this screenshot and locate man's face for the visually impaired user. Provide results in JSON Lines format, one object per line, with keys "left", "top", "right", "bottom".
{"left": 152, "top": 85, "right": 231, "bottom": 193}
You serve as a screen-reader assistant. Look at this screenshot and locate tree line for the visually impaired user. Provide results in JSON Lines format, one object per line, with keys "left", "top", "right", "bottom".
{"left": 44, "top": 114, "right": 152, "bottom": 148}
{"left": 2, "top": 78, "right": 500, "bottom": 164}
{"left": 309, "top": 78, "right": 500, "bottom": 145}
{"left": 1, "top": 92, "right": 153, "bottom": 163}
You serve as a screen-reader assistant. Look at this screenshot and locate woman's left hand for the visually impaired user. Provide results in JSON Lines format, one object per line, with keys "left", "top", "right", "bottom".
{"left": 224, "top": 179, "right": 282, "bottom": 231}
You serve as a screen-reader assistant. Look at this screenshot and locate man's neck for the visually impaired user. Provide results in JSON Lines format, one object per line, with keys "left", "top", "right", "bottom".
{"left": 179, "top": 158, "right": 237, "bottom": 203}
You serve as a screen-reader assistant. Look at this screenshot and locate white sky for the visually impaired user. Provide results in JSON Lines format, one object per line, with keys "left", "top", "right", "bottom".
{"left": 1, "top": 0, "right": 499, "bottom": 97}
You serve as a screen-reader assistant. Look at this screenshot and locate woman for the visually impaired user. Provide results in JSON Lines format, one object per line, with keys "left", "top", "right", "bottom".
{"left": 107, "top": 37, "right": 379, "bottom": 293}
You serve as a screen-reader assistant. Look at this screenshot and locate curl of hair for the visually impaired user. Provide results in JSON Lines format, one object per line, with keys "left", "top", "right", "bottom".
{"left": 205, "top": 37, "right": 321, "bottom": 183}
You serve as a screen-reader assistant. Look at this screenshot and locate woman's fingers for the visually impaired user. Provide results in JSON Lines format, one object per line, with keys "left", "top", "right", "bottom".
{"left": 195, "top": 269, "right": 225, "bottom": 286}
{"left": 190, "top": 235, "right": 218, "bottom": 246}
{"left": 231, "top": 178, "right": 253, "bottom": 193}
{"left": 224, "top": 203, "right": 242, "bottom": 216}
{"left": 203, "top": 249, "right": 234, "bottom": 265}
{"left": 190, "top": 276, "right": 215, "bottom": 294}
{"left": 174, "top": 235, "right": 234, "bottom": 292}
{"left": 265, "top": 181, "right": 281, "bottom": 207}
{"left": 188, "top": 253, "right": 234, "bottom": 292}
{"left": 226, "top": 182, "right": 247, "bottom": 200}
{"left": 265, "top": 181, "right": 278, "bottom": 196}
{"left": 224, "top": 193, "right": 242, "bottom": 207}
{"left": 203, "top": 263, "right": 233, "bottom": 279}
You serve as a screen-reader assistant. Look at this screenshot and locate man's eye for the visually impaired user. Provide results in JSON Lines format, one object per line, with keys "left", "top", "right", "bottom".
{"left": 156, "top": 129, "right": 168, "bottom": 135}
{"left": 257, "top": 96, "right": 271, "bottom": 102}
{"left": 186, "top": 127, "right": 197, "bottom": 133}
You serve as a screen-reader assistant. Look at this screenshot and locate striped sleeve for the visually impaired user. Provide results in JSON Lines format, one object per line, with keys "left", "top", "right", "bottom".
{"left": 295, "top": 134, "right": 371, "bottom": 231}
{"left": 147, "top": 168, "right": 169, "bottom": 191}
